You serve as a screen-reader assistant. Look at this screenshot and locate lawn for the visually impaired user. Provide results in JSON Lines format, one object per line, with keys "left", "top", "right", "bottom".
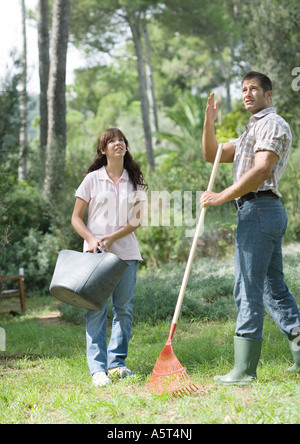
{"left": 0, "top": 244, "right": 299, "bottom": 425}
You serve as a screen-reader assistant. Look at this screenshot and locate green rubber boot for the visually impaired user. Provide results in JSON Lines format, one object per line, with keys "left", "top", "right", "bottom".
{"left": 287, "top": 335, "right": 300, "bottom": 373}
{"left": 214, "top": 336, "right": 262, "bottom": 385}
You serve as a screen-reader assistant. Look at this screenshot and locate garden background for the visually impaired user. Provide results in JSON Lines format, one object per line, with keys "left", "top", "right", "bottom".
{"left": 0, "top": 0, "right": 299, "bottom": 424}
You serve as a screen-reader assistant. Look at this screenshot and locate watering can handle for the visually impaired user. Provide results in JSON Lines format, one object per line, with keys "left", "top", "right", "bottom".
{"left": 84, "top": 246, "right": 105, "bottom": 254}
{"left": 171, "top": 143, "right": 224, "bottom": 326}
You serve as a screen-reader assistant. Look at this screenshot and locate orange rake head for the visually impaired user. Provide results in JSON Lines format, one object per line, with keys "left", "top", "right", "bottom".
{"left": 147, "top": 331, "right": 198, "bottom": 396}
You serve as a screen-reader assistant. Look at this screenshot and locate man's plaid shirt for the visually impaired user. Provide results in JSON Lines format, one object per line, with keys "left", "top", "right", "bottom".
{"left": 230, "top": 107, "right": 292, "bottom": 198}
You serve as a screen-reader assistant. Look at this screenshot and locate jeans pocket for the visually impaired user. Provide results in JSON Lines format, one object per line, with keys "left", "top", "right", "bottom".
{"left": 257, "top": 205, "right": 287, "bottom": 236}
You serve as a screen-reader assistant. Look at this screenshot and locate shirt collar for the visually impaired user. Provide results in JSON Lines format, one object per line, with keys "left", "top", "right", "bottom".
{"left": 98, "top": 166, "right": 129, "bottom": 182}
{"left": 250, "top": 107, "right": 276, "bottom": 122}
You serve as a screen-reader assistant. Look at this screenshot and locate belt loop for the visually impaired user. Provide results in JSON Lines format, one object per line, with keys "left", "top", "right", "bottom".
{"left": 234, "top": 199, "right": 241, "bottom": 210}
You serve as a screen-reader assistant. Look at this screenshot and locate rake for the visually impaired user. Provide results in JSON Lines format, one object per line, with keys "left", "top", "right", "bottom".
{"left": 147, "top": 144, "right": 224, "bottom": 396}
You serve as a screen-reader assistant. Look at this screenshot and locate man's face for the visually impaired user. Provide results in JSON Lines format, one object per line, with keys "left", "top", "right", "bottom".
{"left": 242, "top": 78, "right": 272, "bottom": 115}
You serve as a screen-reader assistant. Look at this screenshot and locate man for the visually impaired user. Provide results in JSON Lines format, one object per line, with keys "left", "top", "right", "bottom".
{"left": 201, "top": 71, "right": 300, "bottom": 384}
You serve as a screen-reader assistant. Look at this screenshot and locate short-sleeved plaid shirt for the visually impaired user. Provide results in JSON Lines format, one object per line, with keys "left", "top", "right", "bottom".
{"left": 230, "top": 107, "right": 292, "bottom": 198}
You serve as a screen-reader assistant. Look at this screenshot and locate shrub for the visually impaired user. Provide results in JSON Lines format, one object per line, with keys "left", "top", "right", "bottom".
{"left": 59, "top": 259, "right": 236, "bottom": 325}
{"left": 13, "top": 229, "right": 61, "bottom": 293}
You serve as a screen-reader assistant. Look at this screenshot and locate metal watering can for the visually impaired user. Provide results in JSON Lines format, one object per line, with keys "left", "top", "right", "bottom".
{"left": 49, "top": 248, "right": 128, "bottom": 310}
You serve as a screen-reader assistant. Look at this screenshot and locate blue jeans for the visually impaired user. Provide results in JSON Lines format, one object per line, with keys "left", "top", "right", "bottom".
{"left": 234, "top": 195, "right": 300, "bottom": 340}
{"left": 86, "top": 260, "right": 137, "bottom": 375}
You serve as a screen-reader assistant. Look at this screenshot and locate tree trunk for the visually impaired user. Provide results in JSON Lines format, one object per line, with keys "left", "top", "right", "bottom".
{"left": 44, "top": 0, "right": 71, "bottom": 198}
{"left": 143, "top": 25, "right": 159, "bottom": 146}
{"left": 18, "top": 0, "right": 27, "bottom": 181}
{"left": 37, "top": 0, "right": 50, "bottom": 175}
{"left": 127, "top": 14, "right": 155, "bottom": 171}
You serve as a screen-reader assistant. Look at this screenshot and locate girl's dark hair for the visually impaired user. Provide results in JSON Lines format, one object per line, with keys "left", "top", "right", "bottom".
{"left": 84, "top": 128, "right": 147, "bottom": 190}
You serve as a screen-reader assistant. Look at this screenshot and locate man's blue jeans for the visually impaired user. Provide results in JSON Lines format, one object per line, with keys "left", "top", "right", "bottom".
{"left": 86, "top": 260, "right": 137, "bottom": 375}
{"left": 234, "top": 195, "right": 300, "bottom": 340}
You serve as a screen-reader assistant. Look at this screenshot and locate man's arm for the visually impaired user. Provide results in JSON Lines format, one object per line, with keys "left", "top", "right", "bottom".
{"left": 201, "top": 150, "right": 279, "bottom": 207}
{"left": 202, "top": 92, "right": 235, "bottom": 163}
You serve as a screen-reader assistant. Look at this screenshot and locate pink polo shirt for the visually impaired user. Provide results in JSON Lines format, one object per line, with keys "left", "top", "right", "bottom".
{"left": 75, "top": 167, "right": 146, "bottom": 261}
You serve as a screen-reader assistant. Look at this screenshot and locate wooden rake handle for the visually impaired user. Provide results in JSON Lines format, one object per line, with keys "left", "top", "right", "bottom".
{"left": 171, "top": 143, "right": 224, "bottom": 329}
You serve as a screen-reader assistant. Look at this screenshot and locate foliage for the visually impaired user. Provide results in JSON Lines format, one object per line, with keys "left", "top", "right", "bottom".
{"left": 46, "top": 243, "right": 300, "bottom": 363}
{"left": 3, "top": 182, "right": 49, "bottom": 238}
{"left": 0, "top": 71, "right": 21, "bottom": 255}
{"left": 0, "top": 179, "right": 77, "bottom": 290}
{"left": 68, "top": 64, "right": 139, "bottom": 120}
{"left": 280, "top": 129, "right": 300, "bottom": 240}
{"left": 156, "top": 93, "right": 205, "bottom": 156}
{"left": 1, "top": 0, "right": 300, "bottom": 291}
{"left": 0, "top": 181, "right": 52, "bottom": 289}
{"left": 0, "top": 173, "right": 10, "bottom": 256}
{"left": 238, "top": 0, "right": 300, "bottom": 114}
{"left": 59, "top": 255, "right": 236, "bottom": 325}
{"left": 215, "top": 101, "right": 249, "bottom": 141}
{"left": 0, "top": 70, "right": 20, "bottom": 174}
{"left": 1, "top": 1, "right": 300, "bottom": 417}
{"left": 14, "top": 229, "right": 61, "bottom": 292}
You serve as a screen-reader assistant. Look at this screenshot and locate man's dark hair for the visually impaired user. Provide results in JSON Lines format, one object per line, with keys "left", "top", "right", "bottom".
{"left": 242, "top": 71, "right": 273, "bottom": 93}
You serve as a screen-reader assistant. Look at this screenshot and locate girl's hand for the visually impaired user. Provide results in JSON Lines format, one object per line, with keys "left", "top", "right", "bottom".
{"left": 99, "top": 235, "right": 115, "bottom": 252}
{"left": 87, "top": 237, "right": 102, "bottom": 253}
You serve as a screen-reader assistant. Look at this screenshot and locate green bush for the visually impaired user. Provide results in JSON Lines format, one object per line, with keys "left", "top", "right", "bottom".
{"left": 59, "top": 259, "right": 236, "bottom": 325}
{"left": 2, "top": 181, "right": 50, "bottom": 244}
{"left": 14, "top": 229, "right": 60, "bottom": 295}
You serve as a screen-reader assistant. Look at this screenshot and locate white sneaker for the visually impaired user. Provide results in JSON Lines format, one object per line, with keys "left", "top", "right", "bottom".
{"left": 108, "top": 366, "right": 135, "bottom": 379}
{"left": 92, "top": 371, "right": 112, "bottom": 387}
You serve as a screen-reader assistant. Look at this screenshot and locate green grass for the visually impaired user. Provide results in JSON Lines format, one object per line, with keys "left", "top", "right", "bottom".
{"left": 0, "top": 244, "right": 300, "bottom": 424}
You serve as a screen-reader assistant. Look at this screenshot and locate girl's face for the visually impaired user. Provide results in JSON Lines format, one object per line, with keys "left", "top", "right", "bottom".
{"left": 102, "top": 135, "right": 127, "bottom": 161}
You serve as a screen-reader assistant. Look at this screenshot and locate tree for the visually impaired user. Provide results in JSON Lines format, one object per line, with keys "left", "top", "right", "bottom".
{"left": 143, "top": 24, "right": 159, "bottom": 143}
{"left": 158, "top": 0, "right": 243, "bottom": 111}
{"left": 0, "top": 68, "right": 21, "bottom": 254}
{"left": 0, "top": 71, "right": 20, "bottom": 170}
{"left": 18, "top": 0, "right": 28, "bottom": 181}
{"left": 37, "top": 0, "right": 50, "bottom": 172}
{"left": 237, "top": 0, "right": 300, "bottom": 114}
{"left": 70, "top": 0, "right": 159, "bottom": 170}
{"left": 44, "top": 0, "right": 71, "bottom": 199}
{"left": 126, "top": 8, "right": 155, "bottom": 170}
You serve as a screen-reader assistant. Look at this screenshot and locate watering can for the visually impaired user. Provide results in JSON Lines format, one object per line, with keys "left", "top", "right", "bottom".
{"left": 49, "top": 248, "right": 128, "bottom": 310}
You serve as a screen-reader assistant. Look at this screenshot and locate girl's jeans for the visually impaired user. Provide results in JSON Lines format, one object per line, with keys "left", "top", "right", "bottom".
{"left": 234, "top": 195, "right": 300, "bottom": 340}
{"left": 86, "top": 260, "right": 137, "bottom": 375}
